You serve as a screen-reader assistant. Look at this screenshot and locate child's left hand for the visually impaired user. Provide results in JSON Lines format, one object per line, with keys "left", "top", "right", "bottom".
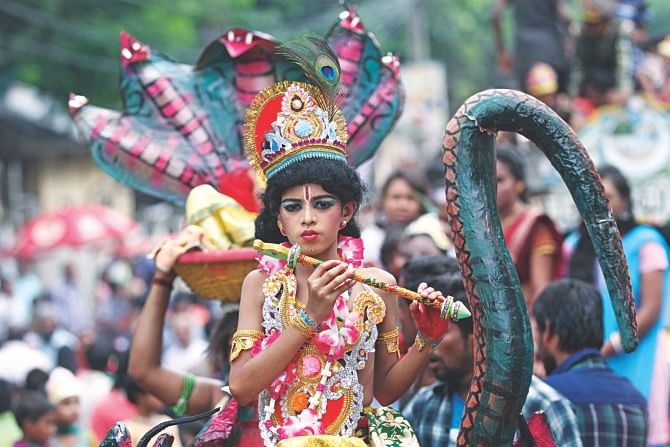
{"left": 409, "top": 282, "right": 451, "bottom": 341}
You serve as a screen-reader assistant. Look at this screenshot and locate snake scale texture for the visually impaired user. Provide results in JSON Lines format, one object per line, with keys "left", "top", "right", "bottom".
{"left": 442, "top": 89, "right": 639, "bottom": 445}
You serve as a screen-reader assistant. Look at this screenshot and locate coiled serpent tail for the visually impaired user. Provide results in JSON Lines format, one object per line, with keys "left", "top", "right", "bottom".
{"left": 442, "top": 89, "right": 638, "bottom": 446}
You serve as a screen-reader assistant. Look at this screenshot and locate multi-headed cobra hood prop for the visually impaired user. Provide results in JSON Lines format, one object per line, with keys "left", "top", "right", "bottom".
{"left": 442, "top": 89, "right": 638, "bottom": 445}
{"left": 68, "top": 7, "right": 403, "bottom": 205}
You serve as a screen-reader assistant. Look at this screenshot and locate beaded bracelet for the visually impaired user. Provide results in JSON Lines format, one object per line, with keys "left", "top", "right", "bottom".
{"left": 298, "top": 309, "right": 319, "bottom": 330}
{"left": 171, "top": 372, "right": 195, "bottom": 416}
{"left": 289, "top": 313, "right": 318, "bottom": 339}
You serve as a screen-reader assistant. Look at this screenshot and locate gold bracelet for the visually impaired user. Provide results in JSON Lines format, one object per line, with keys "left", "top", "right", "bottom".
{"left": 376, "top": 327, "right": 400, "bottom": 355}
{"left": 288, "top": 314, "right": 318, "bottom": 339}
{"left": 230, "top": 330, "right": 264, "bottom": 361}
{"left": 414, "top": 332, "right": 439, "bottom": 353}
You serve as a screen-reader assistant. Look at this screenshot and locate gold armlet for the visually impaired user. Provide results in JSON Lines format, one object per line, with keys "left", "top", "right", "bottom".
{"left": 288, "top": 314, "right": 318, "bottom": 339}
{"left": 376, "top": 327, "right": 400, "bottom": 355}
{"left": 230, "top": 330, "right": 263, "bottom": 361}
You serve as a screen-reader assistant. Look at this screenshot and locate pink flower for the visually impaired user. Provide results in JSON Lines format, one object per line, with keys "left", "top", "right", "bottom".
{"left": 301, "top": 355, "right": 321, "bottom": 377}
{"left": 337, "top": 236, "right": 364, "bottom": 267}
{"left": 312, "top": 296, "right": 361, "bottom": 357}
{"left": 276, "top": 408, "right": 323, "bottom": 439}
{"left": 251, "top": 329, "right": 280, "bottom": 357}
{"left": 256, "top": 242, "right": 290, "bottom": 274}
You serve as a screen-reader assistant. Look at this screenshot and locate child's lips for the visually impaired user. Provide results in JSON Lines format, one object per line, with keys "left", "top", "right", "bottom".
{"left": 301, "top": 230, "right": 318, "bottom": 241}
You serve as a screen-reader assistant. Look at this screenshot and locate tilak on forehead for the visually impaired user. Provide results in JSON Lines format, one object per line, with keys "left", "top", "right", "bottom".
{"left": 304, "top": 185, "right": 310, "bottom": 201}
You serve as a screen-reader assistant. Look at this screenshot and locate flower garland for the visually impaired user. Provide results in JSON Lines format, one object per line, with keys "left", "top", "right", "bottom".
{"left": 253, "top": 236, "right": 366, "bottom": 442}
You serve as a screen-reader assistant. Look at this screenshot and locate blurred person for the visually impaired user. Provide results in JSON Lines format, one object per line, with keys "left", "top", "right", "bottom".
{"left": 402, "top": 258, "right": 582, "bottom": 446}
{"left": 89, "top": 349, "right": 136, "bottom": 442}
{"left": 401, "top": 213, "right": 452, "bottom": 258}
{"left": 46, "top": 367, "right": 95, "bottom": 447}
{"left": 387, "top": 215, "right": 453, "bottom": 358}
{"left": 565, "top": 165, "right": 670, "bottom": 444}
{"left": 128, "top": 260, "right": 234, "bottom": 420}
{"left": 95, "top": 261, "right": 135, "bottom": 338}
{"left": 615, "top": 0, "right": 649, "bottom": 43}
{"left": 525, "top": 62, "right": 572, "bottom": 122}
{"left": 169, "top": 292, "right": 210, "bottom": 337}
{"left": 11, "top": 392, "right": 57, "bottom": 447}
{"left": 397, "top": 256, "right": 465, "bottom": 390}
{"left": 48, "top": 265, "right": 87, "bottom": 336}
{"left": 575, "top": 0, "right": 629, "bottom": 103}
{"left": 76, "top": 340, "right": 114, "bottom": 435}
{"left": 192, "top": 306, "right": 239, "bottom": 382}
{"left": 379, "top": 227, "right": 407, "bottom": 281}
{"left": 0, "top": 277, "right": 24, "bottom": 342}
{"left": 25, "top": 369, "right": 50, "bottom": 396}
{"left": 122, "top": 379, "right": 182, "bottom": 447}
{"left": 496, "top": 146, "right": 562, "bottom": 305}
{"left": 0, "top": 379, "right": 21, "bottom": 447}
{"left": 570, "top": 65, "right": 629, "bottom": 133}
{"left": 25, "top": 301, "right": 79, "bottom": 373}
{"left": 162, "top": 313, "right": 208, "bottom": 374}
{"left": 361, "top": 170, "right": 433, "bottom": 266}
{"left": 637, "top": 36, "right": 670, "bottom": 106}
{"left": 14, "top": 261, "right": 44, "bottom": 330}
{"left": 533, "top": 279, "right": 648, "bottom": 446}
{"left": 491, "top": 0, "right": 572, "bottom": 92}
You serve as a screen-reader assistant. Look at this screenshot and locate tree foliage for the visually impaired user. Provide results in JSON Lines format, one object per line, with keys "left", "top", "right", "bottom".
{"left": 2, "top": 0, "right": 670, "bottom": 113}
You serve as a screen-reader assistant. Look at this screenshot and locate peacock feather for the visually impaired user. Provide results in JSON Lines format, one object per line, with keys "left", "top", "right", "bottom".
{"left": 275, "top": 34, "right": 342, "bottom": 118}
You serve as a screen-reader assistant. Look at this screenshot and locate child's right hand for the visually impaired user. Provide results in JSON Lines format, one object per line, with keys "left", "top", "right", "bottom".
{"left": 305, "top": 260, "right": 356, "bottom": 324}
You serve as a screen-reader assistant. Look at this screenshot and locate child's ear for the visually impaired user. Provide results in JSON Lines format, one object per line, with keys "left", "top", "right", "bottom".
{"left": 342, "top": 201, "right": 357, "bottom": 221}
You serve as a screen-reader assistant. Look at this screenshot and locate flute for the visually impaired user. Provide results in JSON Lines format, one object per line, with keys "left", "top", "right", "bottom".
{"left": 253, "top": 240, "right": 471, "bottom": 322}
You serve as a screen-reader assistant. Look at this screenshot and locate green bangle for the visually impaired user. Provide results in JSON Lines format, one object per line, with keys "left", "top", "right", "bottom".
{"left": 171, "top": 372, "right": 195, "bottom": 416}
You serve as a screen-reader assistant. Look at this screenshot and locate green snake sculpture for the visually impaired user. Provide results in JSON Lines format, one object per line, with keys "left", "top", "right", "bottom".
{"left": 442, "top": 89, "right": 639, "bottom": 445}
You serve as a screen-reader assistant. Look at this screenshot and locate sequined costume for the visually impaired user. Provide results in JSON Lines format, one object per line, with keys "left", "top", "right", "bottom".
{"left": 258, "top": 267, "right": 380, "bottom": 445}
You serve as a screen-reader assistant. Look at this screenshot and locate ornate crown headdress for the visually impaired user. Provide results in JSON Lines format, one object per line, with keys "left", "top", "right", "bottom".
{"left": 244, "top": 36, "right": 350, "bottom": 185}
{"left": 69, "top": 7, "right": 403, "bottom": 204}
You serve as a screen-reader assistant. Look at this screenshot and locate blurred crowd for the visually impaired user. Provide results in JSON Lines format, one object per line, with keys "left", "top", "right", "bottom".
{"left": 2, "top": 0, "right": 670, "bottom": 446}
{"left": 492, "top": 0, "right": 670, "bottom": 134}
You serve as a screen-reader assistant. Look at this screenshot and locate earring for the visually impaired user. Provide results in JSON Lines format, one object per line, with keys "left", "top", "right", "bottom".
{"left": 278, "top": 223, "right": 286, "bottom": 236}
{"left": 340, "top": 220, "right": 348, "bottom": 229}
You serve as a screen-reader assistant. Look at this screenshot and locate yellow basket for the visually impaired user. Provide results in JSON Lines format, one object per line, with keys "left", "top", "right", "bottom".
{"left": 173, "top": 248, "right": 257, "bottom": 301}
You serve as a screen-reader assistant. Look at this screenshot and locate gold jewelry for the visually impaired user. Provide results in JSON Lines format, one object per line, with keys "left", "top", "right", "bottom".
{"left": 288, "top": 313, "right": 318, "bottom": 339}
{"left": 376, "top": 327, "right": 400, "bottom": 356}
{"left": 230, "top": 330, "right": 263, "bottom": 361}
{"left": 414, "top": 332, "right": 439, "bottom": 353}
{"left": 278, "top": 222, "right": 287, "bottom": 236}
{"left": 340, "top": 220, "right": 348, "bottom": 229}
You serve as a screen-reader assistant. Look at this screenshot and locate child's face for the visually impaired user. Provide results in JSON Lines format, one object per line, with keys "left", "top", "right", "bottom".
{"left": 24, "top": 411, "right": 57, "bottom": 444}
{"left": 55, "top": 396, "right": 80, "bottom": 426}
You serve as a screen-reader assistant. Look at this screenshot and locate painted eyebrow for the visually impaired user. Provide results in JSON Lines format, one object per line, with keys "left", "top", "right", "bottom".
{"left": 280, "top": 194, "right": 336, "bottom": 202}
{"left": 312, "top": 194, "right": 337, "bottom": 201}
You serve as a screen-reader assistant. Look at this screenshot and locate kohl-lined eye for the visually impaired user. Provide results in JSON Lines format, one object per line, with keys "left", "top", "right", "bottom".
{"left": 313, "top": 197, "right": 336, "bottom": 209}
{"left": 281, "top": 200, "right": 302, "bottom": 212}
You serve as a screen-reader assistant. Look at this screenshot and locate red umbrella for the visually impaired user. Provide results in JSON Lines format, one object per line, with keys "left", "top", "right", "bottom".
{"left": 8, "top": 204, "right": 138, "bottom": 259}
